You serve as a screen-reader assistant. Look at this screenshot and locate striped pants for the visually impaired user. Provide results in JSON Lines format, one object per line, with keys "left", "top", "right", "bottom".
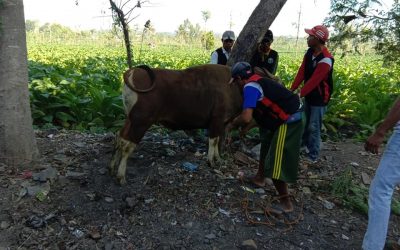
{"left": 260, "top": 118, "right": 305, "bottom": 183}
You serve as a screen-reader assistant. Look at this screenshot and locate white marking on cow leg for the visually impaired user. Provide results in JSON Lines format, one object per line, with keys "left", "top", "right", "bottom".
{"left": 122, "top": 84, "right": 138, "bottom": 115}
{"left": 213, "top": 136, "right": 221, "bottom": 163}
{"left": 109, "top": 134, "right": 122, "bottom": 176}
{"left": 208, "top": 137, "right": 219, "bottom": 167}
{"left": 116, "top": 138, "right": 136, "bottom": 185}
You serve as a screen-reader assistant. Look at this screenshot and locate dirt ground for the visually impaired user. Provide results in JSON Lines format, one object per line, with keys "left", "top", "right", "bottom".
{"left": 0, "top": 128, "right": 399, "bottom": 250}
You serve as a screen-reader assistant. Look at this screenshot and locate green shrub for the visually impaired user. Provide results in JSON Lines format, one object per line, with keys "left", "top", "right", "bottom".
{"left": 27, "top": 44, "right": 400, "bottom": 135}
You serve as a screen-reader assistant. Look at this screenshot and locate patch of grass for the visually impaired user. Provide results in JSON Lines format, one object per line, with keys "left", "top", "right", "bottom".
{"left": 331, "top": 167, "right": 369, "bottom": 214}
{"left": 331, "top": 167, "right": 353, "bottom": 196}
{"left": 331, "top": 167, "right": 400, "bottom": 215}
{"left": 392, "top": 200, "right": 400, "bottom": 216}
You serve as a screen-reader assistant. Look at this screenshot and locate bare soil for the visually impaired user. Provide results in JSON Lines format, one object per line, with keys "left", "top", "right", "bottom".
{"left": 0, "top": 128, "right": 399, "bottom": 250}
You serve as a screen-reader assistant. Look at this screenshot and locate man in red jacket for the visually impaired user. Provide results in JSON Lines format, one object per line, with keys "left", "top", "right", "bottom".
{"left": 290, "top": 25, "right": 334, "bottom": 163}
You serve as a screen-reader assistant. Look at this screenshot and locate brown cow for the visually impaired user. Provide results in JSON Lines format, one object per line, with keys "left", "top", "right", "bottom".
{"left": 109, "top": 64, "right": 243, "bottom": 185}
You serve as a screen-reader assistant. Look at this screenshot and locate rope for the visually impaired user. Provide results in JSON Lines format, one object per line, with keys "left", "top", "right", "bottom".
{"left": 238, "top": 177, "right": 304, "bottom": 230}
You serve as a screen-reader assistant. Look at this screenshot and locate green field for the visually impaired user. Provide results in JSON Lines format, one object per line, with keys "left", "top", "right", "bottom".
{"left": 27, "top": 43, "right": 400, "bottom": 137}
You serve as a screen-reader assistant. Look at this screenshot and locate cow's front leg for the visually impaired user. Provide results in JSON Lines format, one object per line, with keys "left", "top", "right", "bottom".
{"left": 208, "top": 136, "right": 221, "bottom": 166}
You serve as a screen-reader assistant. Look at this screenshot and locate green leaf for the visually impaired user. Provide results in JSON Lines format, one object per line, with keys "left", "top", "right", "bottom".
{"left": 43, "top": 115, "right": 53, "bottom": 122}
{"left": 55, "top": 112, "right": 76, "bottom": 122}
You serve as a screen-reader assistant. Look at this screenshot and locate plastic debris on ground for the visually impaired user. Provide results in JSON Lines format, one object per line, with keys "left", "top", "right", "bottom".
{"left": 181, "top": 162, "right": 198, "bottom": 172}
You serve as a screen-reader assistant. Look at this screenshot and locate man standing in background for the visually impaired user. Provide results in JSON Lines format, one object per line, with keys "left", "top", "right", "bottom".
{"left": 290, "top": 25, "right": 334, "bottom": 163}
{"left": 210, "top": 30, "right": 235, "bottom": 65}
{"left": 250, "top": 29, "right": 279, "bottom": 75}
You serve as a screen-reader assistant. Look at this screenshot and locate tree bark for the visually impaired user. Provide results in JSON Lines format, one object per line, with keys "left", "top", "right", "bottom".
{"left": 227, "top": 0, "right": 287, "bottom": 66}
{"left": 109, "top": 0, "right": 133, "bottom": 69}
{"left": 0, "top": 0, "right": 39, "bottom": 165}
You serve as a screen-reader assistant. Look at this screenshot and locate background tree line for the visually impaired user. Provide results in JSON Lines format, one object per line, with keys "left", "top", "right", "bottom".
{"left": 25, "top": 18, "right": 216, "bottom": 50}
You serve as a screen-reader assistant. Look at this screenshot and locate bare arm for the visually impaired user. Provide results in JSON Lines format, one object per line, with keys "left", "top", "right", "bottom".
{"left": 365, "top": 98, "right": 400, "bottom": 154}
{"left": 226, "top": 108, "right": 254, "bottom": 132}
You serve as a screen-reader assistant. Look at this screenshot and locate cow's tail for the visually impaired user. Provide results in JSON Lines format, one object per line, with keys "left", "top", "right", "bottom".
{"left": 124, "top": 65, "right": 156, "bottom": 93}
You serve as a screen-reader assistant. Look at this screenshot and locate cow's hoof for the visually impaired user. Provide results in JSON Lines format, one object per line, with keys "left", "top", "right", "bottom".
{"left": 117, "top": 175, "right": 127, "bottom": 185}
{"left": 208, "top": 158, "right": 224, "bottom": 168}
{"left": 109, "top": 164, "right": 116, "bottom": 176}
{"left": 215, "top": 157, "right": 223, "bottom": 165}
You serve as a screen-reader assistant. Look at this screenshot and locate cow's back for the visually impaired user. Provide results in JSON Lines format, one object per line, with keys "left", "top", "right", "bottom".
{"left": 123, "top": 64, "right": 242, "bottom": 130}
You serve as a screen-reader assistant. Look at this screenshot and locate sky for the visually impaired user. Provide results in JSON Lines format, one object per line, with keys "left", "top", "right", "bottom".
{"left": 23, "top": 0, "right": 331, "bottom": 37}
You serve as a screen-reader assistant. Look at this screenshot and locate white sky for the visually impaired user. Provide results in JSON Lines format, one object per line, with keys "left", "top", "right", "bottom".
{"left": 24, "top": 0, "right": 331, "bottom": 37}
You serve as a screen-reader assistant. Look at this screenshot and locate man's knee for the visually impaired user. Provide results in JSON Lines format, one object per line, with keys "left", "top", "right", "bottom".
{"left": 369, "top": 175, "right": 394, "bottom": 202}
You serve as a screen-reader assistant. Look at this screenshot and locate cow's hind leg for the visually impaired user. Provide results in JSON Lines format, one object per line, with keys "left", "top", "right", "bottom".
{"left": 109, "top": 134, "right": 122, "bottom": 176}
{"left": 115, "top": 137, "right": 136, "bottom": 185}
{"left": 110, "top": 119, "right": 137, "bottom": 184}
{"left": 110, "top": 133, "right": 136, "bottom": 183}
{"left": 110, "top": 115, "right": 153, "bottom": 185}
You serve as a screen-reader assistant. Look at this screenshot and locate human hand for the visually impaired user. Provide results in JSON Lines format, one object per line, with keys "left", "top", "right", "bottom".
{"left": 364, "top": 132, "right": 385, "bottom": 154}
{"left": 240, "top": 121, "right": 257, "bottom": 138}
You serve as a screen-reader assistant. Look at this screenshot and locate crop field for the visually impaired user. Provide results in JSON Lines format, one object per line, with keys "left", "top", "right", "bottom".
{"left": 27, "top": 43, "right": 400, "bottom": 137}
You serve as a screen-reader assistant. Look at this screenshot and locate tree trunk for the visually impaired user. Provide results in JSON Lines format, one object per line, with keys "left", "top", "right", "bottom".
{"left": 228, "top": 0, "right": 287, "bottom": 66}
{"left": 109, "top": 0, "right": 133, "bottom": 69}
{"left": 0, "top": 0, "right": 39, "bottom": 165}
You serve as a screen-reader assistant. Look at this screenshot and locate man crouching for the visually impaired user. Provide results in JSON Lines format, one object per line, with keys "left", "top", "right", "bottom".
{"left": 227, "top": 62, "right": 304, "bottom": 214}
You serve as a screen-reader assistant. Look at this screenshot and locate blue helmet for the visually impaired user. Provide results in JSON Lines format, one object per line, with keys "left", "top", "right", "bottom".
{"left": 231, "top": 62, "right": 253, "bottom": 79}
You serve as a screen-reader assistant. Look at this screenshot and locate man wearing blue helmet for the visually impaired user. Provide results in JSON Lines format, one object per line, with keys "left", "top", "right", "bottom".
{"left": 227, "top": 62, "right": 304, "bottom": 214}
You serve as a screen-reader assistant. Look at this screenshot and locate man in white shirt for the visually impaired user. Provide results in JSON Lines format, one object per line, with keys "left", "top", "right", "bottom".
{"left": 210, "top": 30, "right": 235, "bottom": 65}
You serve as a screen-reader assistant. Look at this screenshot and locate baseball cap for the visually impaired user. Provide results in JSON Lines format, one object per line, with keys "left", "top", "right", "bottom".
{"left": 305, "top": 25, "right": 329, "bottom": 42}
{"left": 229, "top": 61, "right": 252, "bottom": 84}
{"left": 261, "top": 29, "right": 274, "bottom": 43}
{"left": 222, "top": 30, "right": 235, "bottom": 41}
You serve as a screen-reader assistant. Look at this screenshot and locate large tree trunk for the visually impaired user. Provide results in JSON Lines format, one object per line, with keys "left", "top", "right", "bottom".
{"left": 228, "top": 0, "right": 287, "bottom": 66}
{"left": 0, "top": 0, "right": 38, "bottom": 165}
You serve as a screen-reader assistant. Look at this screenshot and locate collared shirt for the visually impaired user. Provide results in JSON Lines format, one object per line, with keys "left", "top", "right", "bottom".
{"left": 210, "top": 47, "right": 230, "bottom": 64}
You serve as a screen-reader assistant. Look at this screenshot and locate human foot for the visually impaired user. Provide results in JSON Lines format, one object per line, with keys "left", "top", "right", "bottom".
{"left": 270, "top": 201, "right": 293, "bottom": 213}
{"left": 240, "top": 175, "right": 266, "bottom": 188}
